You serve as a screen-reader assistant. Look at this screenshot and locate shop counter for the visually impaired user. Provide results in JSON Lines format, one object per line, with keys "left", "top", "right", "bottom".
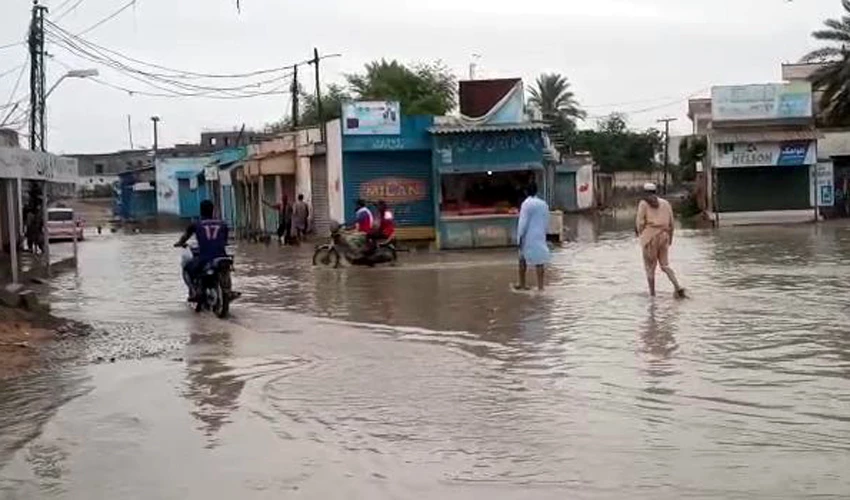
{"left": 439, "top": 211, "right": 564, "bottom": 249}
{"left": 439, "top": 213, "right": 518, "bottom": 249}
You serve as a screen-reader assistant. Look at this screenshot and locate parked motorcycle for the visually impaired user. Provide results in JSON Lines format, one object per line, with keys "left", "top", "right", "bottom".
{"left": 313, "top": 222, "right": 397, "bottom": 268}
{"left": 181, "top": 246, "right": 238, "bottom": 318}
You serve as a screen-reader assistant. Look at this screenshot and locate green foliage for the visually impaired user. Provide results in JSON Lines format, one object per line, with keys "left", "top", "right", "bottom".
{"left": 802, "top": 0, "right": 850, "bottom": 125}
{"left": 571, "top": 113, "right": 661, "bottom": 173}
{"left": 677, "top": 135, "right": 707, "bottom": 182}
{"left": 527, "top": 73, "right": 585, "bottom": 154}
{"left": 345, "top": 59, "right": 456, "bottom": 115}
{"left": 300, "top": 84, "right": 351, "bottom": 126}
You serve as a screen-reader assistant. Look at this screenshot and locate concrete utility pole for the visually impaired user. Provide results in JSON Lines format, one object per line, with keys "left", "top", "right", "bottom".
{"left": 657, "top": 117, "right": 677, "bottom": 195}
{"left": 309, "top": 48, "right": 323, "bottom": 141}
{"left": 291, "top": 65, "right": 299, "bottom": 129}
{"left": 151, "top": 116, "right": 160, "bottom": 152}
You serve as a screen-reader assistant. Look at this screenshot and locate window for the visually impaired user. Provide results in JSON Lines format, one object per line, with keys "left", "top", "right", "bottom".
{"left": 47, "top": 210, "right": 74, "bottom": 222}
{"left": 94, "top": 163, "right": 105, "bottom": 175}
{"left": 210, "top": 137, "right": 218, "bottom": 146}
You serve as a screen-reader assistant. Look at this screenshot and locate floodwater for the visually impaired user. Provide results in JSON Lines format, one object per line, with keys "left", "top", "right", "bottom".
{"left": 1, "top": 215, "right": 849, "bottom": 499}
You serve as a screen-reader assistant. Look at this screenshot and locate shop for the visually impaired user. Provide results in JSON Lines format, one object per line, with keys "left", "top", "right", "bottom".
{"left": 341, "top": 110, "right": 436, "bottom": 240}
{"left": 712, "top": 138, "right": 816, "bottom": 212}
{"left": 243, "top": 135, "right": 297, "bottom": 234}
{"left": 431, "top": 123, "right": 548, "bottom": 249}
{"left": 707, "top": 83, "right": 817, "bottom": 225}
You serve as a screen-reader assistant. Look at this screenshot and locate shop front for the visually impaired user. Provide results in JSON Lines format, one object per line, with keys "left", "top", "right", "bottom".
{"left": 341, "top": 112, "right": 436, "bottom": 240}
{"left": 711, "top": 138, "right": 817, "bottom": 221}
{"left": 430, "top": 124, "right": 547, "bottom": 249}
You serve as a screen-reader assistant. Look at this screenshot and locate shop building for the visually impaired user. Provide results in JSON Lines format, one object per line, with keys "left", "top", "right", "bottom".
{"left": 430, "top": 78, "right": 554, "bottom": 249}
{"left": 706, "top": 82, "right": 819, "bottom": 225}
{"left": 339, "top": 106, "right": 436, "bottom": 241}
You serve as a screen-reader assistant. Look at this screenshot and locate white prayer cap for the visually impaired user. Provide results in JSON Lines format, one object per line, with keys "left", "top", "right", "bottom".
{"left": 643, "top": 182, "right": 657, "bottom": 193}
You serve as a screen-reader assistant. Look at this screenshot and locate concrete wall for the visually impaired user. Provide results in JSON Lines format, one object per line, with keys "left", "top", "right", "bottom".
{"left": 155, "top": 156, "right": 208, "bottom": 215}
{"left": 612, "top": 170, "right": 664, "bottom": 190}
{"left": 72, "top": 151, "right": 152, "bottom": 177}
{"left": 326, "top": 120, "right": 344, "bottom": 223}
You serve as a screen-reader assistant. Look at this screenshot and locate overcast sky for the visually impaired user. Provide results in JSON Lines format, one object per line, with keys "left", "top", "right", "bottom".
{"left": 0, "top": 0, "right": 841, "bottom": 154}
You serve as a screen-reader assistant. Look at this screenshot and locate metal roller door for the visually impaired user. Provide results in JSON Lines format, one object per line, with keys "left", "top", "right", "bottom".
{"left": 343, "top": 151, "right": 435, "bottom": 227}
{"left": 310, "top": 156, "right": 331, "bottom": 237}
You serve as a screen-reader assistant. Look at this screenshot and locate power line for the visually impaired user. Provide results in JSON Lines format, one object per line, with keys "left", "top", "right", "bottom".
{"left": 0, "top": 64, "right": 26, "bottom": 80}
{"left": 76, "top": 0, "right": 136, "bottom": 36}
{"left": 0, "top": 56, "right": 29, "bottom": 127}
{"left": 53, "top": 0, "right": 86, "bottom": 23}
{"left": 46, "top": 20, "right": 303, "bottom": 80}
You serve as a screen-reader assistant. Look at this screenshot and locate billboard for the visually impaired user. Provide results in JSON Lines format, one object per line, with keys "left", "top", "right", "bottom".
{"left": 342, "top": 101, "right": 401, "bottom": 135}
{"left": 715, "top": 141, "right": 816, "bottom": 168}
{"left": 711, "top": 82, "right": 812, "bottom": 121}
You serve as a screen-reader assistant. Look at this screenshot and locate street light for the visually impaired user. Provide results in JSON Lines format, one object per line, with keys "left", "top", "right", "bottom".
{"left": 45, "top": 68, "right": 99, "bottom": 99}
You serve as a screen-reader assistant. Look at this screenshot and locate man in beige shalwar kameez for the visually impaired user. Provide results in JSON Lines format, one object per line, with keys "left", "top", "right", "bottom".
{"left": 636, "top": 183, "right": 686, "bottom": 298}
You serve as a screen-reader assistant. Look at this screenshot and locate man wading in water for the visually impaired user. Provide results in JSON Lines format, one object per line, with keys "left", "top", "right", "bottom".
{"left": 636, "top": 183, "right": 686, "bottom": 298}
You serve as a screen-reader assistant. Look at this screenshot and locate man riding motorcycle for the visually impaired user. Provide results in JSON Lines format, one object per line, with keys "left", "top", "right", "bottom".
{"left": 365, "top": 200, "right": 395, "bottom": 256}
{"left": 174, "top": 199, "right": 229, "bottom": 301}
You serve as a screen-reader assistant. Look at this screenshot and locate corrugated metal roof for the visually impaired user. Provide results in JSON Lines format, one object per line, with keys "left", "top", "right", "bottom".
{"left": 711, "top": 129, "right": 820, "bottom": 143}
{"left": 429, "top": 122, "right": 548, "bottom": 135}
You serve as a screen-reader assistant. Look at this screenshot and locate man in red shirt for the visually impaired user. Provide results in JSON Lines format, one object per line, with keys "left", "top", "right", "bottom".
{"left": 375, "top": 200, "right": 395, "bottom": 241}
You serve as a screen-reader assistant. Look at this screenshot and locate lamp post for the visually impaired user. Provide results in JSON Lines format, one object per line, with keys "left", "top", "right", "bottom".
{"left": 45, "top": 69, "right": 99, "bottom": 101}
{"left": 40, "top": 68, "right": 98, "bottom": 275}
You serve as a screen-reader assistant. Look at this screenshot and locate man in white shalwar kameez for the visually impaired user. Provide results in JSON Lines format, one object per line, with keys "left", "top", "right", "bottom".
{"left": 515, "top": 183, "right": 551, "bottom": 291}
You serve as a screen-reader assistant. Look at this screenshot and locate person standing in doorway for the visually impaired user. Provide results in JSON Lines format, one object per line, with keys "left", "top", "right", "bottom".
{"left": 263, "top": 195, "right": 292, "bottom": 245}
{"left": 292, "top": 194, "right": 310, "bottom": 244}
{"left": 515, "top": 183, "right": 550, "bottom": 291}
{"left": 636, "top": 183, "right": 686, "bottom": 298}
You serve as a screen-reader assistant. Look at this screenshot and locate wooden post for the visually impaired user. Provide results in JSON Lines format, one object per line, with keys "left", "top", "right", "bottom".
{"left": 6, "top": 180, "right": 19, "bottom": 284}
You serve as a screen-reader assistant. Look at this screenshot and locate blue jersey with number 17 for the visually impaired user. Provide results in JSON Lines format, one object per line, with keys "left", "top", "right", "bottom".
{"left": 193, "top": 219, "right": 228, "bottom": 261}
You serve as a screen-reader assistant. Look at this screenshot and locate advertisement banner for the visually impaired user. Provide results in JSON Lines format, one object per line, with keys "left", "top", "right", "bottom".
{"left": 342, "top": 101, "right": 401, "bottom": 136}
{"left": 816, "top": 161, "right": 834, "bottom": 207}
{"left": 712, "top": 82, "right": 812, "bottom": 121}
{"left": 715, "top": 141, "right": 816, "bottom": 168}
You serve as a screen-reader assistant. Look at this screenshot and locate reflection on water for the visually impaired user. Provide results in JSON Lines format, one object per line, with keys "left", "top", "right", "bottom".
{"left": 0, "top": 217, "right": 848, "bottom": 498}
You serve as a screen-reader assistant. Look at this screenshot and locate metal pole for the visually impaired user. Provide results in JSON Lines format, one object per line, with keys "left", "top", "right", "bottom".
{"left": 657, "top": 117, "right": 677, "bottom": 195}
{"left": 151, "top": 116, "right": 160, "bottom": 152}
{"left": 6, "top": 180, "right": 19, "bottom": 284}
{"left": 291, "top": 65, "right": 299, "bottom": 129}
{"left": 42, "top": 182, "right": 49, "bottom": 275}
{"left": 127, "top": 114, "right": 135, "bottom": 149}
{"left": 312, "top": 48, "right": 324, "bottom": 142}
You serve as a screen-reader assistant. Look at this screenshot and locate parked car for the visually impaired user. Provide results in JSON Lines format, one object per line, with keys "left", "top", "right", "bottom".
{"left": 47, "top": 207, "right": 84, "bottom": 242}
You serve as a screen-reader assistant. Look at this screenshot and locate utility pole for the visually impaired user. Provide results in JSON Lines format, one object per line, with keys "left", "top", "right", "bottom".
{"left": 309, "top": 48, "right": 323, "bottom": 142}
{"left": 657, "top": 117, "right": 677, "bottom": 195}
{"left": 28, "top": 1, "right": 47, "bottom": 152}
{"left": 151, "top": 116, "right": 160, "bottom": 152}
{"left": 127, "top": 114, "right": 135, "bottom": 149}
{"left": 291, "top": 65, "right": 299, "bottom": 129}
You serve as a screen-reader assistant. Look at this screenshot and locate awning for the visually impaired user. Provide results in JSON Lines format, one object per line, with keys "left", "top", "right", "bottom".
{"left": 429, "top": 122, "right": 548, "bottom": 135}
{"left": 711, "top": 129, "right": 821, "bottom": 144}
{"left": 438, "top": 162, "right": 543, "bottom": 174}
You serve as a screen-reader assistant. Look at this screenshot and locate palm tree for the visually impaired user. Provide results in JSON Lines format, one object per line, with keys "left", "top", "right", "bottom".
{"left": 528, "top": 73, "right": 586, "bottom": 122}
{"left": 528, "top": 73, "right": 585, "bottom": 154}
{"left": 802, "top": 0, "right": 850, "bottom": 125}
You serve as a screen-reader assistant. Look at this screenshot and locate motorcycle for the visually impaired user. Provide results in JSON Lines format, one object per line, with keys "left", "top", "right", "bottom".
{"left": 313, "top": 222, "right": 397, "bottom": 268}
{"left": 181, "top": 246, "right": 238, "bottom": 318}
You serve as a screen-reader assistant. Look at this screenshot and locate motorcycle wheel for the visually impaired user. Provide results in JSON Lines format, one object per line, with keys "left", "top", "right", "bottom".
{"left": 313, "top": 247, "right": 340, "bottom": 268}
{"left": 212, "top": 284, "right": 230, "bottom": 318}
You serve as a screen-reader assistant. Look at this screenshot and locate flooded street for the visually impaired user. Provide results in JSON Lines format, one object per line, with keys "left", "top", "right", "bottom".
{"left": 1, "top": 216, "right": 849, "bottom": 499}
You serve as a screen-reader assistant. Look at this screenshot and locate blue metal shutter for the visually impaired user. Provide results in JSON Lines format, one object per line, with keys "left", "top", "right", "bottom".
{"left": 343, "top": 151, "right": 435, "bottom": 227}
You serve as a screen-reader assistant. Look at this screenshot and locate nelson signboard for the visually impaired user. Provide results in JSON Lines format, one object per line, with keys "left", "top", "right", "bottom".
{"left": 716, "top": 141, "right": 816, "bottom": 168}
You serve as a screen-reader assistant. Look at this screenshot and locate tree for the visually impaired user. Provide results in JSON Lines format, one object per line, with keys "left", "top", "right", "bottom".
{"left": 263, "top": 84, "right": 352, "bottom": 133}
{"left": 299, "top": 84, "right": 351, "bottom": 126}
{"left": 571, "top": 113, "right": 660, "bottom": 173}
{"left": 345, "top": 59, "right": 456, "bottom": 115}
{"left": 528, "top": 73, "right": 586, "bottom": 154}
{"left": 678, "top": 135, "right": 707, "bottom": 183}
{"left": 802, "top": 0, "right": 850, "bottom": 125}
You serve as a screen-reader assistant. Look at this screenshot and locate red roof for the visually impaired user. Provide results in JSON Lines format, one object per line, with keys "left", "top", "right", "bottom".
{"left": 459, "top": 78, "right": 521, "bottom": 118}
